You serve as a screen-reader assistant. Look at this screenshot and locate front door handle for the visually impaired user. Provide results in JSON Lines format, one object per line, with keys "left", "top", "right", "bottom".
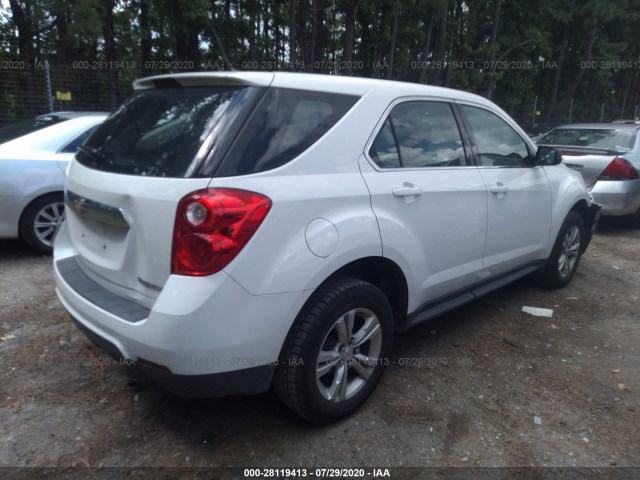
{"left": 392, "top": 183, "right": 423, "bottom": 197}
{"left": 490, "top": 183, "right": 509, "bottom": 194}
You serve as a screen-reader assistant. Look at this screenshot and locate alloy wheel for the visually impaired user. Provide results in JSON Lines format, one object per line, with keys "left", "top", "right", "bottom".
{"left": 34, "top": 202, "right": 65, "bottom": 247}
{"left": 558, "top": 225, "right": 581, "bottom": 278}
{"left": 315, "top": 307, "right": 382, "bottom": 403}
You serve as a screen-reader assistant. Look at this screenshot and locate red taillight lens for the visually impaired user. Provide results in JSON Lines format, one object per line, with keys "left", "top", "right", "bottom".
{"left": 598, "top": 157, "right": 639, "bottom": 180}
{"left": 172, "top": 188, "right": 272, "bottom": 276}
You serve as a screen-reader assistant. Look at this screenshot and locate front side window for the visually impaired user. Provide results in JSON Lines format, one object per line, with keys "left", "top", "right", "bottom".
{"left": 460, "top": 105, "right": 531, "bottom": 167}
{"left": 369, "top": 101, "right": 466, "bottom": 168}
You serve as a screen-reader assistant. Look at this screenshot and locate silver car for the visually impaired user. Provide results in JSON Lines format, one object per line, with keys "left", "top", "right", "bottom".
{"left": 538, "top": 123, "right": 640, "bottom": 228}
{"left": 0, "top": 112, "right": 108, "bottom": 253}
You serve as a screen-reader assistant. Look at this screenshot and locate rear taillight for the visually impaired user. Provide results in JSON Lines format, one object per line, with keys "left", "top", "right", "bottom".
{"left": 598, "top": 157, "right": 639, "bottom": 180}
{"left": 172, "top": 188, "right": 272, "bottom": 276}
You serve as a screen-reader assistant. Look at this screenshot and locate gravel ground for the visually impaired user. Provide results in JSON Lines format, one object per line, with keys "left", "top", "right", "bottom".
{"left": 0, "top": 219, "right": 639, "bottom": 478}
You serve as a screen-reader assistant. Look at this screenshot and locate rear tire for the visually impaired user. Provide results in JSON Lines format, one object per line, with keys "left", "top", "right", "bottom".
{"left": 273, "top": 278, "right": 393, "bottom": 424}
{"left": 20, "top": 193, "right": 65, "bottom": 255}
{"left": 538, "top": 212, "right": 585, "bottom": 289}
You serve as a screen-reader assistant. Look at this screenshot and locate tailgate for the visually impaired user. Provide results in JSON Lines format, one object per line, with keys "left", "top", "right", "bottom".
{"left": 65, "top": 161, "right": 210, "bottom": 308}
{"left": 59, "top": 79, "right": 265, "bottom": 308}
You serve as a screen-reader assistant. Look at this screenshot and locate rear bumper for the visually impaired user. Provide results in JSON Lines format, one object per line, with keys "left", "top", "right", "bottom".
{"left": 53, "top": 225, "right": 310, "bottom": 397}
{"left": 591, "top": 179, "right": 640, "bottom": 216}
{"left": 69, "top": 313, "right": 275, "bottom": 397}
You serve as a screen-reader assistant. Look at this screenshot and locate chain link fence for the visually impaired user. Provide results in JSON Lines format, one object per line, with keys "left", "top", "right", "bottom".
{"left": 1, "top": 62, "right": 638, "bottom": 134}
{"left": 0, "top": 62, "right": 138, "bottom": 125}
{"left": 500, "top": 93, "right": 640, "bottom": 136}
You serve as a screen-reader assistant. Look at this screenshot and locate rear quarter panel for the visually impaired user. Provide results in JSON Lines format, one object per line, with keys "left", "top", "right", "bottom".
{"left": 214, "top": 89, "right": 392, "bottom": 296}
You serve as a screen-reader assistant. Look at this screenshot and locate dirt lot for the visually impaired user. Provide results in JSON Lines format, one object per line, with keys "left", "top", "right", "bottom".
{"left": 1, "top": 219, "right": 639, "bottom": 477}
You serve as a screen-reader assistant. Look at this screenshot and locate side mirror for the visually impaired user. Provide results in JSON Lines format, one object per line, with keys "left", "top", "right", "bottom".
{"left": 535, "top": 146, "right": 561, "bottom": 166}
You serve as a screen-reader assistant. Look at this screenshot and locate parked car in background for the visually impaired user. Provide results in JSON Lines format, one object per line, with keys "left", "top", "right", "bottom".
{"left": 537, "top": 123, "right": 640, "bottom": 227}
{"left": 0, "top": 112, "right": 108, "bottom": 253}
{"left": 54, "top": 72, "right": 599, "bottom": 424}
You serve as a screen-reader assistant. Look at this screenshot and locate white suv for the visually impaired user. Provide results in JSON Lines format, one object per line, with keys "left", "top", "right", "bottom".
{"left": 54, "top": 72, "right": 600, "bottom": 424}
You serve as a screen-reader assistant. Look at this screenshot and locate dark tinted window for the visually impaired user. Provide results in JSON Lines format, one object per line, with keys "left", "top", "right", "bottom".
{"left": 0, "top": 115, "right": 67, "bottom": 144}
{"left": 217, "top": 88, "right": 359, "bottom": 176}
{"left": 369, "top": 119, "right": 400, "bottom": 168}
{"left": 539, "top": 128, "right": 636, "bottom": 151}
{"left": 60, "top": 125, "right": 100, "bottom": 153}
{"left": 77, "top": 86, "right": 248, "bottom": 177}
{"left": 461, "top": 105, "right": 531, "bottom": 167}
{"left": 369, "top": 101, "right": 465, "bottom": 168}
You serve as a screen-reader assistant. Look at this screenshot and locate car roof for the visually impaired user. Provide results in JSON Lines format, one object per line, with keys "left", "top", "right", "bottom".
{"left": 133, "top": 71, "right": 493, "bottom": 107}
{"left": 0, "top": 114, "right": 108, "bottom": 154}
{"left": 36, "top": 111, "right": 110, "bottom": 120}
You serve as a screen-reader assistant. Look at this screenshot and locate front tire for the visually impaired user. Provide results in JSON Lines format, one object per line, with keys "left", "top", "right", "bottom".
{"left": 20, "top": 193, "right": 65, "bottom": 255}
{"left": 538, "top": 212, "right": 585, "bottom": 289}
{"left": 273, "top": 278, "right": 394, "bottom": 424}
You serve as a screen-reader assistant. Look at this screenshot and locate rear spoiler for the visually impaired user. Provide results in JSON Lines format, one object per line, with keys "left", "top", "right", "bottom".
{"left": 133, "top": 72, "right": 275, "bottom": 90}
{"left": 538, "top": 144, "right": 628, "bottom": 156}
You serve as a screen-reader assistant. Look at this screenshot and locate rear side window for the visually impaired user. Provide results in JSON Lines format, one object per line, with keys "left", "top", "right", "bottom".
{"left": 0, "top": 115, "right": 67, "bottom": 144}
{"left": 369, "top": 119, "right": 401, "bottom": 168}
{"left": 216, "top": 88, "right": 359, "bottom": 176}
{"left": 77, "top": 86, "right": 249, "bottom": 177}
{"left": 369, "top": 101, "right": 466, "bottom": 168}
{"left": 538, "top": 128, "right": 637, "bottom": 151}
{"left": 60, "top": 125, "right": 100, "bottom": 153}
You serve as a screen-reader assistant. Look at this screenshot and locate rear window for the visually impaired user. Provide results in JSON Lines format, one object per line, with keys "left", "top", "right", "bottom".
{"left": 77, "top": 86, "right": 251, "bottom": 177}
{"left": 0, "top": 115, "right": 68, "bottom": 144}
{"left": 215, "top": 88, "right": 359, "bottom": 176}
{"left": 539, "top": 128, "right": 637, "bottom": 151}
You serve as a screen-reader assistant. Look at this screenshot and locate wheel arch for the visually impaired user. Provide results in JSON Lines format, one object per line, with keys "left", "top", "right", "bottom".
{"left": 324, "top": 257, "right": 407, "bottom": 326}
{"left": 569, "top": 198, "right": 589, "bottom": 219}
{"left": 295, "top": 256, "right": 408, "bottom": 329}
{"left": 569, "top": 199, "right": 593, "bottom": 253}
{"left": 18, "top": 190, "right": 65, "bottom": 237}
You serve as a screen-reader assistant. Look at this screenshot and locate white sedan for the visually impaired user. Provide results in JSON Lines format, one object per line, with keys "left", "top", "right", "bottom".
{"left": 0, "top": 112, "right": 108, "bottom": 253}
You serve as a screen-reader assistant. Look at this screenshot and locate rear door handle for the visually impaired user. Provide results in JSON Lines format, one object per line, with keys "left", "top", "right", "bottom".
{"left": 392, "top": 183, "right": 423, "bottom": 197}
{"left": 490, "top": 183, "right": 509, "bottom": 194}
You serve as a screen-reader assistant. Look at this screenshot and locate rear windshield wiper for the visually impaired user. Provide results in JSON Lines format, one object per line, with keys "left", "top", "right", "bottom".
{"left": 77, "top": 144, "right": 110, "bottom": 165}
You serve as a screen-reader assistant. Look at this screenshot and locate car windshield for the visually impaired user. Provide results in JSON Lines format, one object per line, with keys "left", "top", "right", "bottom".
{"left": 77, "top": 86, "right": 249, "bottom": 177}
{"left": 0, "top": 115, "right": 68, "bottom": 144}
{"left": 539, "top": 128, "right": 636, "bottom": 151}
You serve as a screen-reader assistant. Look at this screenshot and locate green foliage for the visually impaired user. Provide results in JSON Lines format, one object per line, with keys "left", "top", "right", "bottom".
{"left": 0, "top": 0, "right": 638, "bottom": 126}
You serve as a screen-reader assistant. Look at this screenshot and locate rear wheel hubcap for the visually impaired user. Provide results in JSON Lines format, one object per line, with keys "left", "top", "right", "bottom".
{"left": 315, "top": 307, "right": 382, "bottom": 403}
{"left": 34, "top": 202, "right": 65, "bottom": 247}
